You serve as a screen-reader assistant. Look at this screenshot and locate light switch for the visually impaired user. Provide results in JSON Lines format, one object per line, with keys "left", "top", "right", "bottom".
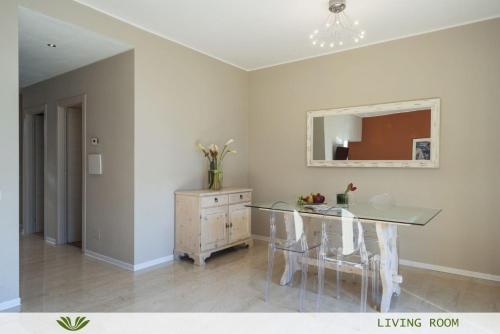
{"left": 88, "top": 154, "right": 102, "bottom": 175}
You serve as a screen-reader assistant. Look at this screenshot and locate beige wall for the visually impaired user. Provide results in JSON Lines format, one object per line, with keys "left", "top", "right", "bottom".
{"left": 249, "top": 19, "right": 500, "bottom": 276}
{"left": 0, "top": 0, "right": 20, "bottom": 306}
{"left": 16, "top": 0, "right": 249, "bottom": 265}
{"left": 132, "top": 30, "right": 249, "bottom": 264}
{"left": 22, "top": 51, "right": 135, "bottom": 263}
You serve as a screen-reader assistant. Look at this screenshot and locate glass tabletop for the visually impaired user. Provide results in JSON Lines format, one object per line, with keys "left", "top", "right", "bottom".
{"left": 246, "top": 201, "right": 441, "bottom": 226}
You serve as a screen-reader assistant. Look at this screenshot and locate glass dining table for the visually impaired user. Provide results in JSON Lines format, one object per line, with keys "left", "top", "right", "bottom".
{"left": 247, "top": 201, "right": 441, "bottom": 312}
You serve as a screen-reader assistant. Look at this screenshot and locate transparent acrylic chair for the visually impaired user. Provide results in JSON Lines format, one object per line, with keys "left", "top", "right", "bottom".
{"left": 369, "top": 193, "right": 396, "bottom": 210}
{"left": 265, "top": 201, "right": 320, "bottom": 312}
{"left": 316, "top": 207, "right": 378, "bottom": 312}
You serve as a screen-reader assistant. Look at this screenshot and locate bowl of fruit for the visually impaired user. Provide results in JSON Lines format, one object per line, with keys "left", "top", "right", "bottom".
{"left": 297, "top": 193, "right": 326, "bottom": 205}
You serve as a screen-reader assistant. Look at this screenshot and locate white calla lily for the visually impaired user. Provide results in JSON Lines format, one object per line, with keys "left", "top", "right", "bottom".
{"left": 197, "top": 139, "right": 236, "bottom": 190}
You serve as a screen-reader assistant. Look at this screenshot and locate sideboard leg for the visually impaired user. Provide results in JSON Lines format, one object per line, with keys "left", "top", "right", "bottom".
{"left": 194, "top": 254, "right": 206, "bottom": 266}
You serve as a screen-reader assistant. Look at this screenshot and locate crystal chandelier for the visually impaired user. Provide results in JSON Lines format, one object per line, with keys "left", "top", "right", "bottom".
{"left": 310, "top": 0, "right": 365, "bottom": 48}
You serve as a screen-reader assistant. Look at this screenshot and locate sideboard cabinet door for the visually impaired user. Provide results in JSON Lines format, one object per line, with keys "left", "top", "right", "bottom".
{"left": 201, "top": 207, "right": 227, "bottom": 251}
{"left": 228, "top": 203, "right": 251, "bottom": 243}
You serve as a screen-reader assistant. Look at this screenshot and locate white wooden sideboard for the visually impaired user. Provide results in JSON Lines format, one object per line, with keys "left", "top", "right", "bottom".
{"left": 174, "top": 188, "right": 253, "bottom": 265}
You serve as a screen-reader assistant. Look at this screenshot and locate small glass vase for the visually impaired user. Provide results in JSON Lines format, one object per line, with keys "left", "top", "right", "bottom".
{"left": 336, "top": 193, "right": 349, "bottom": 205}
{"left": 208, "top": 161, "right": 223, "bottom": 191}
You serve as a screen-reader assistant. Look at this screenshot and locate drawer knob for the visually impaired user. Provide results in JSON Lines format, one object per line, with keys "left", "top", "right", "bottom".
{"left": 240, "top": 194, "right": 243, "bottom": 199}
{"left": 214, "top": 197, "right": 218, "bottom": 203}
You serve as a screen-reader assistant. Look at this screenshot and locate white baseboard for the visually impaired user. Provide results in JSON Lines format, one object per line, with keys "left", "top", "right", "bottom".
{"left": 133, "top": 255, "right": 174, "bottom": 271}
{"left": 252, "top": 234, "right": 500, "bottom": 282}
{"left": 0, "top": 298, "right": 21, "bottom": 311}
{"left": 84, "top": 250, "right": 134, "bottom": 271}
{"left": 399, "top": 259, "right": 500, "bottom": 282}
{"left": 85, "top": 250, "right": 174, "bottom": 272}
{"left": 45, "top": 237, "right": 56, "bottom": 246}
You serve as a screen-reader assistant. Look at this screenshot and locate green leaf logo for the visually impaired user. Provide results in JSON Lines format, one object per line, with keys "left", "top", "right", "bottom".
{"left": 56, "top": 316, "right": 90, "bottom": 331}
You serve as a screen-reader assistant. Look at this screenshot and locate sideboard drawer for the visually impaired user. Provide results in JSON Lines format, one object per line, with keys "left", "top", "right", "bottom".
{"left": 229, "top": 192, "right": 252, "bottom": 204}
{"left": 201, "top": 195, "right": 228, "bottom": 208}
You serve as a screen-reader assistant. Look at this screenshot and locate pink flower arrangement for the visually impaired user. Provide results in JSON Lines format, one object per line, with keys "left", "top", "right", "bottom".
{"left": 344, "top": 182, "right": 358, "bottom": 194}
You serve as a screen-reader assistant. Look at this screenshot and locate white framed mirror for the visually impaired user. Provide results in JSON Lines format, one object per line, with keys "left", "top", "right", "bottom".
{"left": 307, "top": 98, "right": 440, "bottom": 168}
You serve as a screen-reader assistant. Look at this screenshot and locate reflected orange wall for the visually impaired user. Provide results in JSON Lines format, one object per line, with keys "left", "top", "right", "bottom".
{"left": 348, "top": 110, "right": 430, "bottom": 160}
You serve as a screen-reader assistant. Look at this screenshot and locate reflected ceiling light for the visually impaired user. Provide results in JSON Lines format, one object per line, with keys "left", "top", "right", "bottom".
{"left": 310, "top": 0, "right": 365, "bottom": 48}
{"left": 47, "top": 43, "right": 56, "bottom": 47}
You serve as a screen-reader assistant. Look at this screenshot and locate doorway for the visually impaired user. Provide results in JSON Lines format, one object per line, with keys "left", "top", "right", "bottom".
{"left": 22, "top": 105, "right": 47, "bottom": 239}
{"left": 66, "top": 105, "right": 83, "bottom": 248}
{"left": 57, "top": 95, "right": 87, "bottom": 250}
{"left": 33, "top": 114, "right": 45, "bottom": 236}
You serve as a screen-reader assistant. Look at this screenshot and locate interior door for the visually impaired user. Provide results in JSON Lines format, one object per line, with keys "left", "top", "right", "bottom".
{"left": 23, "top": 115, "right": 35, "bottom": 235}
{"left": 66, "top": 106, "right": 82, "bottom": 244}
{"left": 229, "top": 203, "right": 250, "bottom": 243}
{"left": 34, "top": 114, "right": 44, "bottom": 233}
{"left": 201, "top": 207, "right": 227, "bottom": 251}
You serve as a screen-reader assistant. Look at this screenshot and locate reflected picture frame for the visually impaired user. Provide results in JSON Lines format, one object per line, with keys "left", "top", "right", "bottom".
{"left": 412, "top": 138, "right": 432, "bottom": 161}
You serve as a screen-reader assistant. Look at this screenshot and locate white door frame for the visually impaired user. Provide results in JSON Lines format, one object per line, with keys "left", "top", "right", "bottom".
{"left": 22, "top": 104, "right": 48, "bottom": 237}
{"left": 56, "top": 94, "right": 87, "bottom": 251}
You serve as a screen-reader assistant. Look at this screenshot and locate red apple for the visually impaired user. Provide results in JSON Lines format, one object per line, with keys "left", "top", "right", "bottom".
{"left": 313, "top": 193, "right": 325, "bottom": 203}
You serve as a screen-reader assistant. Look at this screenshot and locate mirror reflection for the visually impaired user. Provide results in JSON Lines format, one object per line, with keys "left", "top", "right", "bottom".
{"left": 312, "top": 109, "right": 431, "bottom": 161}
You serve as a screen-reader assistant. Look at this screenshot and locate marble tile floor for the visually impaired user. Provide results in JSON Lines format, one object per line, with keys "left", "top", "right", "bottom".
{"left": 6, "top": 234, "right": 500, "bottom": 312}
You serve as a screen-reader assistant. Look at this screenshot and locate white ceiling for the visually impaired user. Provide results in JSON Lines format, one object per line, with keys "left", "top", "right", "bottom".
{"left": 19, "top": 7, "right": 131, "bottom": 88}
{"left": 74, "top": 0, "right": 500, "bottom": 70}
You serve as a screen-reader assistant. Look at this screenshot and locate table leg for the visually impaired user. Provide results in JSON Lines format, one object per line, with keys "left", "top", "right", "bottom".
{"left": 391, "top": 226, "right": 401, "bottom": 296}
{"left": 375, "top": 223, "right": 402, "bottom": 312}
{"left": 280, "top": 213, "right": 301, "bottom": 285}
